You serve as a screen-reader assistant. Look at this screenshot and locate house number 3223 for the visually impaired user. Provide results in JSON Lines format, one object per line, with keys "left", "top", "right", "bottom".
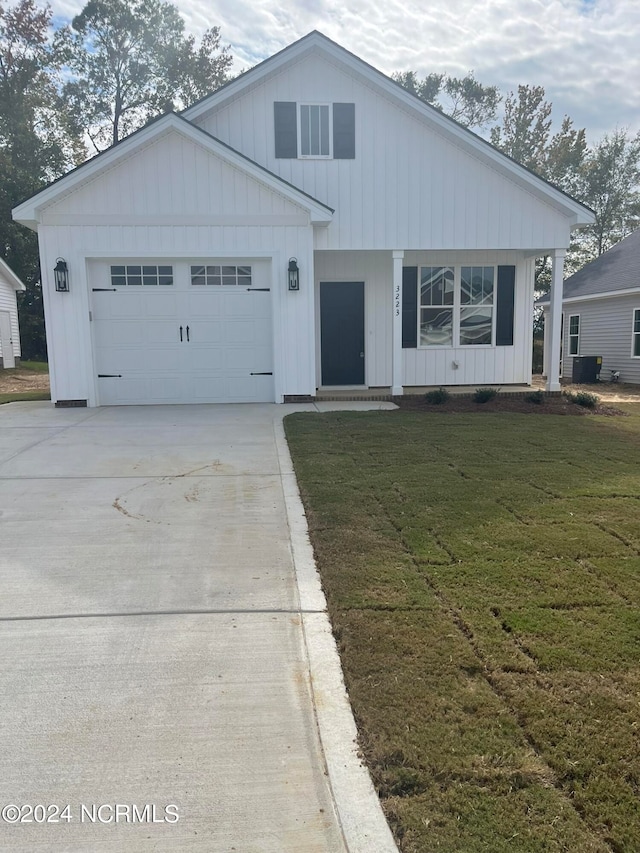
{"left": 394, "top": 284, "right": 400, "bottom": 317}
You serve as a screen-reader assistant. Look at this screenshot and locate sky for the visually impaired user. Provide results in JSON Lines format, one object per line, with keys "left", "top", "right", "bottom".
{"left": 49, "top": 0, "right": 640, "bottom": 143}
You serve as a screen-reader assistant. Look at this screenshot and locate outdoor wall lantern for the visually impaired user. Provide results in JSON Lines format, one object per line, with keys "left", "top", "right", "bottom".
{"left": 54, "top": 258, "right": 69, "bottom": 292}
{"left": 288, "top": 257, "right": 299, "bottom": 291}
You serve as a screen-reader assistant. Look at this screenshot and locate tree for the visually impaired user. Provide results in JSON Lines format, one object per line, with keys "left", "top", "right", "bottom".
{"left": 61, "top": 0, "right": 232, "bottom": 151}
{"left": 577, "top": 129, "right": 640, "bottom": 259}
{"left": 545, "top": 116, "right": 587, "bottom": 197}
{"left": 1, "top": 0, "right": 83, "bottom": 359}
{"left": 490, "top": 85, "right": 552, "bottom": 173}
{"left": 393, "top": 69, "right": 501, "bottom": 131}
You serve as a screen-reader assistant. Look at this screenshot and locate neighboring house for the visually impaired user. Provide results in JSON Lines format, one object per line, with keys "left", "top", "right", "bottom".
{"left": 538, "top": 229, "right": 640, "bottom": 384}
{"left": 12, "top": 32, "right": 593, "bottom": 407}
{"left": 0, "top": 258, "right": 25, "bottom": 369}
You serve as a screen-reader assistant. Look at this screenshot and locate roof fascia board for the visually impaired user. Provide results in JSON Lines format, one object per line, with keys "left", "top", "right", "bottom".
{"left": 182, "top": 37, "right": 317, "bottom": 122}
{"left": 0, "top": 258, "right": 26, "bottom": 290}
{"left": 563, "top": 287, "right": 640, "bottom": 304}
{"left": 13, "top": 112, "right": 332, "bottom": 227}
{"left": 184, "top": 31, "right": 593, "bottom": 225}
{"left": 538, "top": 286, "right": 640, "bottom": 306}
{"left": 12, "top": 116, "right": 177, "bottom": 225}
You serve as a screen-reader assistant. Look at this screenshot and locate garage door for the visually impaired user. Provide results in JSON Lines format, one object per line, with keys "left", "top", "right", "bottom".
{"left": 91, "top": 260, "right": 274, "bottom": 405}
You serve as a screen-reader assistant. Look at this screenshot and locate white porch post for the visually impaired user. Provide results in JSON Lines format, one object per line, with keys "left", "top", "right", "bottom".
{"left": 542, "top": 308, "right": 550, "bottom": 378}
{"left": 546, "top": 249, "right": 566, "bottom": 392}
{"left": 392, "top": 250, "right": 404, "bottom": 395}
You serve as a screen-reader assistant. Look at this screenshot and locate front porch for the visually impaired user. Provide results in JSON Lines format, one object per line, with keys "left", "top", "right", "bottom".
{"left": 312, "top": 248, "right": 567, "bottom": 398}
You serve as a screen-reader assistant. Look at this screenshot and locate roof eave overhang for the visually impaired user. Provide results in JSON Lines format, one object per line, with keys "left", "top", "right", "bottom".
{"left": 0, "top": 259, "right": 26, "bottom": 290}
{"left": 12, "top": 112, "right": 333, "bottom": 229}
{"left": 538, "top": 286, "right": 640, "bottom": 306}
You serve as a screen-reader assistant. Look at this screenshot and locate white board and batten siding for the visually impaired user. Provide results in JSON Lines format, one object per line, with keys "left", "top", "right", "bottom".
{"left": 562, "top": 293, "right": 640, "bottom": 385}
{"left": 195, "top": 52, "right": 574, "bottom": 253}
{"left": 316, "top": 251, "right": 535, "bottom": 388}
{"left": 35, "top": 128, "right": 316, "bottom": 405}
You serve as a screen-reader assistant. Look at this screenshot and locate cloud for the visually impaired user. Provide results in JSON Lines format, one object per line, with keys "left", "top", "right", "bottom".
{"left": 48, "top": 0, "right": 640, "bottom": 141}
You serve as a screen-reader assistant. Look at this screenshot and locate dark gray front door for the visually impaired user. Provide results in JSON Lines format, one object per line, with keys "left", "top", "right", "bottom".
{"left": 320, "top": 282, "right": 365, "bottom": 385}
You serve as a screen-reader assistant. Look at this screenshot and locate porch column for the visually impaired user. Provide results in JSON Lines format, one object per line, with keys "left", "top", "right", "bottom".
{"left": 546, "top": 249, "right": 566, "bottom": 392}
{"left": 542, "top": 308, "right": 550, "bottom": 378}
{"left": 392, "top": 250, "right": 404, "bottom": 395}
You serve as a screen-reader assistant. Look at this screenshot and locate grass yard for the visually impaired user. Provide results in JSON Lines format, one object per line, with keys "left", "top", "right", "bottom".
{"left": 285, "top": 405, "right": 640, "bottom": 853}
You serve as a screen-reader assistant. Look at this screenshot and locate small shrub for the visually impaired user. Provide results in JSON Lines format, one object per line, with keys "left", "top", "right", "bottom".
{"left": 572, "top": 391, "right": 599, "bottom": 409}
{"left": 474, "top": 387, "right": 498, "bottom": 404}
{"left": 424, "top": 387, "right": 450, "bottom": 404}
{"left": 525, "top": 390, "right": 545, "bottom": 405}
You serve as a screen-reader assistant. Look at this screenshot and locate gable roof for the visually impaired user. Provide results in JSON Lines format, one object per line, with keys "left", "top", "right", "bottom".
{"left": 537, "top": 229, "right": 640, "bottom": 305}
{"left": 0, "top": 257, "right": 26, "bottom": 291}
{"left": 183, "top": 30, "right": 594, "bottom": 227}
{"left": 12, "top": 112, "right": 333, "bottom": 230}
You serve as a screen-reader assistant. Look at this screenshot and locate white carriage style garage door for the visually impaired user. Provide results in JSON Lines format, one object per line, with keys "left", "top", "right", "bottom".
{"left": 91, "top": 259, "right": 274, "bottom": 405}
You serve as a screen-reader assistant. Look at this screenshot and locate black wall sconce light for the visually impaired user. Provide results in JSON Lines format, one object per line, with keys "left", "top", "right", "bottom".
{"left": 54, "top": 258, "right": 69, "bottom": 292}
{"left": 288, "top": 257, "right": 299, "bottom": 291}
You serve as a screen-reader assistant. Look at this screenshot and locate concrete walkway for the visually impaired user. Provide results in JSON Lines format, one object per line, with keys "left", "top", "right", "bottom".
{"left": 0, "top": 401, "right": 397, "bottom": 852}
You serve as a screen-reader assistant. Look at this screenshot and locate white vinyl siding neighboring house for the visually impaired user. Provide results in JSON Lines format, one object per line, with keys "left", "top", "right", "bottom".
{"left": 13, "top": 31, "right": 593, "bottom": 407}
{"left": 558, "top": 294, "right": 640, "bottom": 385}
{"left": 0, "top": 259, "right": 25, "bottom": 368}
{"left": 539, "top": 228, "right": 640, "bottom": 386}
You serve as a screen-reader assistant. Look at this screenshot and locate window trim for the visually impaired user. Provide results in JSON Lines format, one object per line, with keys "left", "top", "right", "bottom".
{"left": 632, "top": 308, "right": 640, "bottom": 358}
{"left": 417, "top": 265, "right": 497, "bottom": 348}
{"left": 110, "top": 263, "right": 174, "bottom": 287}
{"left": 568, "top": 313, "right": 580, "bottom": 356}
{"left": 189, "top": 263, "right": 252, "bottom": 288}
{"left": 298, "top": 102, "right": 332, "bottom": 159}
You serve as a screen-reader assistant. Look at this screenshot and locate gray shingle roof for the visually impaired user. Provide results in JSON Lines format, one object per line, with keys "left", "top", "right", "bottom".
{"left": 537, "top": 228, "right": 640, "bottom": 304}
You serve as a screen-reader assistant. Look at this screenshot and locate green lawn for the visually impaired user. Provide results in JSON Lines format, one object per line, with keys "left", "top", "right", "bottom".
{"left": 0, "top": 390, "right": 50, "bottom": 404}
{"left": 16, "top": 360, "right": 49, "bottom": 372}
{"left": 285, "top": 405, "right": 640, "bottom": 853}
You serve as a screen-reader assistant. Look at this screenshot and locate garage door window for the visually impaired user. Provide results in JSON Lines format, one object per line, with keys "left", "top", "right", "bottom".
{"left": 110, "top": 265, "right": 173, "bottom": 286}
{"left": 190, "top": 265, "right": 252, "bottom": 287}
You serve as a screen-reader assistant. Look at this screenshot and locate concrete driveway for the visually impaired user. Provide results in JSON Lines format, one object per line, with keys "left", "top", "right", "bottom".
{"left": 0, "top": 402, "right": 353, "bottom": 852}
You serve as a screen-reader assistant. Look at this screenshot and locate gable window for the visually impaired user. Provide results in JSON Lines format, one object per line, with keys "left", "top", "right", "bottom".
{"left": 274, "top": 101, "right": 355, "bottom": 159}
{"left": 111, "top": 264, "right": 173, "bottom": 286}
{"left": 568, "top": 314, "right": 580, "bottom": 355}
{"left": 420, "top": 267, "right": 454, "bottom": 346}
{"left": 300, "top": 104, "right": 330, "bottom": 157}
{"left": 460, "top": 266, "right": 494, "bottom": 345}
{"left": 633, "top": 309, "right": 640, "bottom": 357}
{"left": 190, "top": 265, "right": 252, "bottom": 287}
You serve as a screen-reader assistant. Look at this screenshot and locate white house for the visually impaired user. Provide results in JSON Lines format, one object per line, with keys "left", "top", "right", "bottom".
{"left": 12, "top": 31, "right": 594, "bottom": 407}
{"left": 539, "top": 229, "right": 640, "bottom": 385}
{"left": 0, "top": 258, "right": 25, "bottom": 369}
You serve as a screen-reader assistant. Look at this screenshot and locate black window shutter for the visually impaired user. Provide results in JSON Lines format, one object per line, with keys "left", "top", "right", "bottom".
{"left": 274, "top": 102, "right": 297, "bottom": 158}
{"left": 333, "top": 103, "right": 355, "bottom": 159}
{"left": 402, "top": 267, "right": 418, "bottom": 348}
{"left": 496, "top": 265, "right": 515, "bottom": 346}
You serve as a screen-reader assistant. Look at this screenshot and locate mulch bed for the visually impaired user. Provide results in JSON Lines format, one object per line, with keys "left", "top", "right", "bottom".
{"left": 395, "top": 393, "right": 626, "bottom": 416}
